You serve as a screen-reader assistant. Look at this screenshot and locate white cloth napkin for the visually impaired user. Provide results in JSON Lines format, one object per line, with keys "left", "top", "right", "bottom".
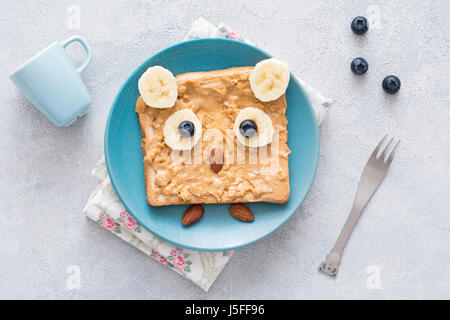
{"left": 83, "top": 18, "right": 333, "bottom": 292}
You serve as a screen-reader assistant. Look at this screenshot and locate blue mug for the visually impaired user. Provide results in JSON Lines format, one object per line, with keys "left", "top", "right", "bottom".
{"left": 10, "top": 36, "right": 92, "bottom": 127}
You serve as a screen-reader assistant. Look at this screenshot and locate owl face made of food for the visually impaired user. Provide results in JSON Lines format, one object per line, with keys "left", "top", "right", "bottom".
{"left": 135, "top": 59, "right": 291, "bottom": 206}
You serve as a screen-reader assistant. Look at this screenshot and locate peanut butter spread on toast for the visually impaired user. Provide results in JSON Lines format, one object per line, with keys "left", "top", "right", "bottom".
{"left": 136, "top": 67, "right": 290, "bottom": 206}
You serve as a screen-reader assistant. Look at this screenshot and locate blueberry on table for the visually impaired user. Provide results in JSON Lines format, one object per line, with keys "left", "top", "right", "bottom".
{"left": 351, "top": 57, "right": 369, "bottom": 75}
{"left": 178, "top": 120, "right": 195, "bottom": 137}
{"left": 351, "top": 16, "right": 368, "bottom": 35}
{"left": 382, "top": 75, "right": 401, "bottom": 94}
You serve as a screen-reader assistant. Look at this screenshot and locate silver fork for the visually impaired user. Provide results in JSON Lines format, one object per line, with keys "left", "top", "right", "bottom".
{"left": 319, "top": 135, "right": 400, "bottom": 277}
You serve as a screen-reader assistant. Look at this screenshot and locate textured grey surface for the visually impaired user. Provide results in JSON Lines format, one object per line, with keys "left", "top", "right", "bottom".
{"left": 1, "top": 0, "right": 449, "bottom": 299}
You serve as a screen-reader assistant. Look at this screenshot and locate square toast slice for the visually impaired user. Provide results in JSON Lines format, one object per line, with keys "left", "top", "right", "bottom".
{"left": 135, "top": 67, "right": 290, "bottom": 206}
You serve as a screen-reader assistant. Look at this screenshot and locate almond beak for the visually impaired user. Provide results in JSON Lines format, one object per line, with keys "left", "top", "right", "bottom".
{"left": 210, "top": 147, "right": 224, "bottom": 174}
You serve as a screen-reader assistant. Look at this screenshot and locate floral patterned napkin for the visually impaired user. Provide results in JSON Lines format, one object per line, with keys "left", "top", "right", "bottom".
{"left": 83, "top": 18, "right": 332, "bottom": 292}
{"left": 83, "top": 158, "right": 232, "bottom": 291}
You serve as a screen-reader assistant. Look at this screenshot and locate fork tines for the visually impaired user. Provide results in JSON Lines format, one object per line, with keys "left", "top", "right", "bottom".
{"left": 372, "top": 135, "right": 401, "bottom": 163}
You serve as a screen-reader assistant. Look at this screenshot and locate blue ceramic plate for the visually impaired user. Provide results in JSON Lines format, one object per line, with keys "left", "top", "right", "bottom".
{"left": 105, "top": 38, "right": 319, "bottom": 251}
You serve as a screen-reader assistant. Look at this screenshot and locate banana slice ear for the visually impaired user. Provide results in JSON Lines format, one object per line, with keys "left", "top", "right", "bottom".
{"left": 249, "top": 58, "right": 290, "bottom": 102}
{"left": 138, "top": 66, "right": 178, "bottom": 109}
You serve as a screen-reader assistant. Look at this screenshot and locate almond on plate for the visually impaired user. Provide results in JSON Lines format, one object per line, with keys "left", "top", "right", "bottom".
{"left": 229, "top": 203, "right": 254, "bottom": 222}
{"left": 182, "top": 204, "right": 204, "bottom": 226}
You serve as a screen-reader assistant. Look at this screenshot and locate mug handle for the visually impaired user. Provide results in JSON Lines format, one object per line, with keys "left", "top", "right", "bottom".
{"left": 61, "top": 36, "right": 92, "bottom": 73}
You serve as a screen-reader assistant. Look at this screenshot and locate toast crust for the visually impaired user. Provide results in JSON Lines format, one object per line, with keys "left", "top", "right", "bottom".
{"left": 136, "top": 67, "right": 290, "bottom": 206}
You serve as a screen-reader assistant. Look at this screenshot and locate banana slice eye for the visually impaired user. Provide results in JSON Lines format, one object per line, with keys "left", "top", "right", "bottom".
{"left": 163, "top": 109, "right": 202, "bottom": 150}
{"left": 233, "top": 107, "right": 274, "bottom": 148}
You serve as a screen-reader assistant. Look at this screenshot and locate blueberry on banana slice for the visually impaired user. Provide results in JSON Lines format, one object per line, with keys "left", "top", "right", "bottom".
{"left": 239, "top": 120, "right": 258, "bottom": 138}
{"left": 178, "top": 121, "right": 195, "bottom": 137}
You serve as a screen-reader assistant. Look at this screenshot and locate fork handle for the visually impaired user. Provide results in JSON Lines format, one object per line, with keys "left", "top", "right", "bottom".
{"left": 333, "top": 203, "right": 364, "bottom": 257}
{"left": 318, "top": 204, "right": 365, "bottom": 276}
